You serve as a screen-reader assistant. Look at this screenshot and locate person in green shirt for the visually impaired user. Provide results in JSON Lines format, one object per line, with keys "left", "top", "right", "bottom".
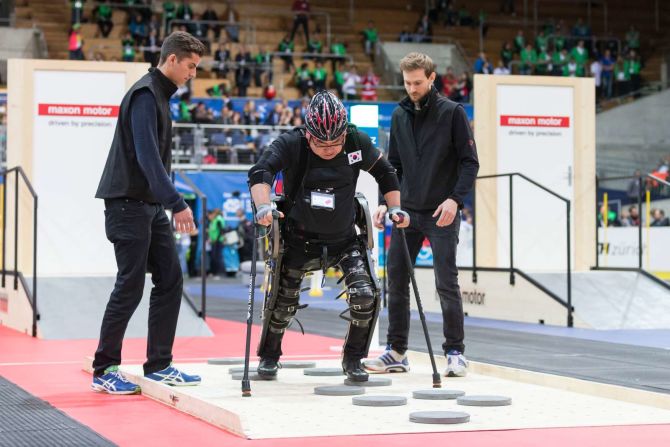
{"left": 207, "top": 209, "right": 226, "bottom": 276}
{"left": 95, "top": 0, "right": 113, "bottom": 38}
{"left": 535, "top": 30, "right": 548, "bottom": 53}
{"left": 330, "top": 38, "right": 346, "bottom": 72}
{"left": 254, "top": 46, "right": 273, "bottom": 86}
{"left": 625, "top": 49, "right": 641, "bottom": 93}
{"left": 362, "top": 20, "right": 379, "bottom": 61}
{"left": 178, "top": 93, "right": 194, "bottom": 122}
{"left": 295, "top": 62, "right": 314, "bottom": 97}
{"left": 163, "top": 1, "right": 176, "bottom": 33}
{"left": 500, "top": 41, "right": 514, "bottom": 68}
{"left": 307, "top": 31, "right": 323, "bottom": 61}
{"left": 514, "top": 29, "right": 525, "bottom": 54}
{"left": 520, "top": 44, "right": 537, "bottom": 75}
{"left": 552, "top": 48, "right": 568, "bottom": 76}
{"left": 331, "top": 61, "right": 345, "bottom": 98}
{"left": 278, "top": 34, "right": 295, "bottom": 72}
{"left": 121, "top": 33, "right": 135, "bottom": 62}
{"left": 570, "top": 40, "right": 588, "bottom": 77}
{"left": 626, "top": 25, "right": 640, "bottom": 51}
{"left": 312, "top": 59, "right": 327, "bottom": 91}
{"left": 535, "top": 49, "right": 551, "bottom": 75}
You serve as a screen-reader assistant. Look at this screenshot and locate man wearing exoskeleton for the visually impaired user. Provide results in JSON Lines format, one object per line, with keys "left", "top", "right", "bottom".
{"left": 248, "top": 91, "right": 409, "bottom": 381}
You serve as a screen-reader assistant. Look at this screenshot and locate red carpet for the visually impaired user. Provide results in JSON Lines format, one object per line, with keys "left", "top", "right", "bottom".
{"left": 1, "top": 319, "right": 669, "bottom": 446}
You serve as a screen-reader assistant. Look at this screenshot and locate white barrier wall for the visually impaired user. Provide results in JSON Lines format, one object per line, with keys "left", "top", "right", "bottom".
{"left": 7, "top": 60, "right": 149, "bottom": 276}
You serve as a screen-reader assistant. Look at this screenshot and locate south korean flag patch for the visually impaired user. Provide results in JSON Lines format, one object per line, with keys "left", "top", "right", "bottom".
{"left": 347, "top": 150, "right": 363, "bottom": 165}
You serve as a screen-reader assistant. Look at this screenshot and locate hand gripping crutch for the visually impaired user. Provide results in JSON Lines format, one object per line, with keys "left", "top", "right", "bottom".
{"left": 396, "top": 225, "right": 442, "bottom": 388}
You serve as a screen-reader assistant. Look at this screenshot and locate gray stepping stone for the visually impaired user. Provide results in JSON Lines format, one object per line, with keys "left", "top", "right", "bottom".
{"left": 457, "top": 395, "right": 512, "bottom": 407}
{"left": 344, "top": 377, "right": 392, "bottom": 387}
{"left": 352, "top": 395, "right": 407, "bottom": 407}
{"left": 231, "top": 372, "right": 276, "bottom": 381}
{"left": 410, "top": 411, "right": 470, "bottom": 424}
{"left": 314, "top": 385, "right": 365, "bottom": 396}
{"left": 207, "top": 357, "right": 245, "bottom": 365}
{"left": 280, "top": 361, "right": 317, "bottom": 369}
{"left": 228, "top": 366, "right": 257, "bottom": 374}
{"left": 413, "top": 389, "right": 465, "bottom": 400}
{"left": 304, "top": 367, "right": 345, "bottom": 376}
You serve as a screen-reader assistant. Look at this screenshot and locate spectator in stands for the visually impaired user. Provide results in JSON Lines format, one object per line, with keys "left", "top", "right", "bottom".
{"left": 243, "top": 100, "right": 261, "bottom": 125}
{"left": 290, "top": 0, "right": 311, "bottom": 47}
{"left": 614, "top": 55, "right": 630, "bottom": 95}
{"left": 514, "top": 29, "right": 525, "bottom": 53}
{"left": 362, "top": 20, "right": 379, "bottom": 61}
{"left": 626, "top": 49, "right": 641, "bottom": 94}
{"left": 500, "top": 41, "right": 514, "bottom": 68}
{"left": 601, "top": 49, "right": 614, "bottom": 98}
{"left": 202, "top": 2, "right": 221, "bottom": 40}
{"left": 621, "top": 205, "right": 641, "bottom": 227}
{"left": 68, "top": 24, "right": 85, "bottom": 60}
{"left": 235, "top": 45, "right": 253, "bottom": 97}
{"left": 207, "top": 209, "right": 225, "bottom": 276}
{"left": 178, "top": 93, "right": 194, "bottom": 122}
{"left": 223, "top": 1, "right": 240, "bottom": 43}
{"left": 147, "top": 13, "right": 161, "bottom": 38}
{"left": 121, "top": 33, "right": 136, "bottom": 62}
{"left": 398, "top": 25, "right": 412, "bottom": 43}
{"left": 361, "top": 66, "right": 380, "bottom": 101}
{"left": 445, "top": 3, "right": 458, "bottom": 26}
{"left": 449, "top": 72, "right": 471, "bottom": 103}
{"left": 70, "top": 0, "right": 84, "bottom": 25}
{"left": 598, "top": 204, "right": 621, "bottom": 227}
{"left": 493, "top": 60, "right": 510, "bottom": 75}
{"left": 535, "top": 29, "right": 549, "bottom": 53}
{"left": 651, "top": 209, "right": 670, "bottom": 227}
{"left": 279, "top": 105, "right": 293, "bottom": 126}
{"left": 278, "top": 34, "right": 295, "bottom": 72}
{"left": 143, "top": 29, "right": 162, "bottom": 67}
{"left": 312, "top": 60, "right": 327, "bottom": 92}
{"left": 332, "top": 62, "right": 345, "bottom": 98}
{"left": 552, "top": 47, "right": 568, "bottom": 76}
{"left": 213, "top": 40, "right": 232, "bottom": 78}
{"left": 95, "top": 1, "right": 114, "bottom": 38}
{"left": 625, "top": 25, "right": 640, "bottom": 53}
{"left": 441, "top": 66, "right": 457, "bottom": 96}
{"left": 552, "top": 23, "right": 566, "bottom": 52}
{"left": 221, "top": 104, "right": 234, "bottom": 124}
{"left": 412, "top": 23, "right": 428, "bottom": 43}
{"left": 189, "top": 13, "right": 210, "bottom": 52}
{"left": 264, "top": 102, "right": 284, "bottom": 126}
{"left": 626, "top": 170, "right": 642, "bottom": 201}
{"left": 343, "top": 64, "right": 361, "bottom": 100}
{"left": 417, "top": 14, "right": 433, "bottom": 42}
{"left": 206, "top": 82, "right": 228, "bottom": 98}
{"left": 330, "top": 37, "right": 347, "bottom": 73}
{"left": 473, "top": 52, "right": 492, "bottom": 74}
{"left": 254, "top": 46, "right": 273, "bottom": 87}
{"left": 570, "top": 40, "right": 588, "bottom": 76}
{"left": 236, "top": 208, "right": 255, "bottom": 263}
{"left": 176, "top": 0, "right": 194, "bottom": 21}
{"left": 571, "top": 18, "right": 590, "bottom": 39}
{"left": 520, "top": 43, "right": 537, "bottom": 75}
{"left": 193, "top": 102, "right": 214, "bottom": 124}
{"left": 295, "top": 63, "right": 313, "bottom": 97}
{"left": 590, "top": 55, "right": 602, "bottom": 98}
{"left": 307, "top": 31, "right": 324, "bottom": 60}
{"left": 129, "top": 13, "right": 148, "bottom": 44}
{"left": 162, "top": 2, "right": 176, "bottom": 35}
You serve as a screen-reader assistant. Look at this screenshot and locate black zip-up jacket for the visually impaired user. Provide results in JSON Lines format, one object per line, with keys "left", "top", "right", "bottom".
{"left": 388, "top": 86, "right": 479, "bottom": 212}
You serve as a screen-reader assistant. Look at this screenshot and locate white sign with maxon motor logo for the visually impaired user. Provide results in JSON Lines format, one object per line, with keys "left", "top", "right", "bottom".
{"left": 496, "top": 85, "right": 574, "bottom": 272}
{"left": 33, "top": 70, "right": 127, "bottom": 275}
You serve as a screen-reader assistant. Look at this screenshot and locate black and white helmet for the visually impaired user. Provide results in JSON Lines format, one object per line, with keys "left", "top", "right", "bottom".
{"left": 304, "top": 90, "right": 348, "bottom": 141}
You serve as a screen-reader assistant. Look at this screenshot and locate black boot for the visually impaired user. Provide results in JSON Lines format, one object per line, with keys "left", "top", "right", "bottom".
{"left": 257, "top": 358, "right": 279, "bottom": 378}
{"left": 342, "top": 357, "right": 369, "bottom": 382}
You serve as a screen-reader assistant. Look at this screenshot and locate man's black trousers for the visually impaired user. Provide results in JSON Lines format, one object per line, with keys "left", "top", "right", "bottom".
{"left": 93, "top": 198, "right": 183, "bottom": 376}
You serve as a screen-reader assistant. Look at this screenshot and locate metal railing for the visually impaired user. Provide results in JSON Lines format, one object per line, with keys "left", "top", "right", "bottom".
{"left": 1, "top": 166, "right": 39, "bottom": 337}
{"left": 168, "top": 19, "right": 257, "bottom": 45}
{"left": 471, "top": 172, "right": 573, "bottom": 327}
{"left": 593, "top": 173, "right": 670, "bottom": 290}
{"left": 174, "top": 170, "right": 207, "bottom": 319}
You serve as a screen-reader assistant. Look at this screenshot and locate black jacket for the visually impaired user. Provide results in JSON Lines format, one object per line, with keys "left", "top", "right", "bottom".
{"left": 388, "top": 86, "right": 479, "bottom": 211}
{"left": 95, "top": 68, "right": 184, "bottom": 211}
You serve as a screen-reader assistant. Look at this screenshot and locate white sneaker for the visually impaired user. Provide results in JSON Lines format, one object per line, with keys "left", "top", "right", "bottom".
{"left": 362, "top": 347, "right": 410, "bottom": 373}
{"left": 445, "top": 350, "right": 468, "bottom": 377}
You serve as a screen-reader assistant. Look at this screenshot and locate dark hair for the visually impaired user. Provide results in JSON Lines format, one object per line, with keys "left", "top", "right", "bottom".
{"left": 159, "top": 31, "right": 206, "bottom": 65}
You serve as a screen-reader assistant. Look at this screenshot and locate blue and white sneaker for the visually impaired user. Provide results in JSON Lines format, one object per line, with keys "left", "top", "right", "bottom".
{"left": 445, "top": 350, "right": 468, "bottom": 377}
{"left": 362, "top": 347, "right": 410, "bottom": 373}
{"left": 91, "top": 366, "right": 141, "bottom": 395}
{"left": 144, "top": 364, "right": 201, "bottom": 386}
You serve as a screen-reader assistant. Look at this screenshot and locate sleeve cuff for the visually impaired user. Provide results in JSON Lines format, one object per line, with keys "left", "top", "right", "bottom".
{"left": 171, "top": 199, "right": 188, "bottom": 213}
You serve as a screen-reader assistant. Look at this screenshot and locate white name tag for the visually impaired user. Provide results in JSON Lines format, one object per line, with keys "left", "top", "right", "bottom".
{"left": 310, "top": 191, "right": 335, "bottom": 210}
{"left": 347, "top": 150, "right": 363, "bottom": 165}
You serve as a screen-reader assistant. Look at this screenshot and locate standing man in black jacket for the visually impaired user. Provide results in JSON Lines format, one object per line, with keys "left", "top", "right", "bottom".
{"left": 92, "top": 31, "right": 206, "bottom": 395}
{"left": 364, "top": 52, "right": 479, "bottom": 377}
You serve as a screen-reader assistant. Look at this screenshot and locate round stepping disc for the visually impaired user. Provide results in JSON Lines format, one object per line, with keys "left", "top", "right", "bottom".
{"left": 314, "top": 385, "right": 365, "bottom": 396}
{"left": 280, "top": 361, "right": 317, "bottom": 369}
{"left": 352, "top": 395, "right": 407, "bottom": 407}
{"left": 304, "top": 367, "right": 345, "bottom": 376}
{"left": 457, "top": 395, "right": 512, "bottom": 407}
{"left": 231, "top": 372, "right": 276, "bottom": 381}
{"left": 228, "top": 366, "right": 257, "bottom": 374}
{"left": 409, "top": 411, "right": 470, "bottom": 424}
{"left": 344, "top": 377, "right": 392, "bottom": 387}
{"left": 413, "top": 389, "right": 465, "bottom": 400}
{"left": 207, "top": 357, "right": 245, "bottom": 365}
